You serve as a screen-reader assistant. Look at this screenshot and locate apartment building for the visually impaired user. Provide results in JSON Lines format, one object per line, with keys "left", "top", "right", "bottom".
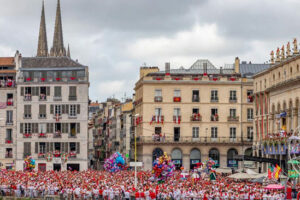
{"left": 134, "top": 59, "right": 269, "bottom": 170}
{"left": 0, "top": 57, "right": 17, "bottom": 170}
{"left": 253, "top": 40, "right": 300, "bottom": 172}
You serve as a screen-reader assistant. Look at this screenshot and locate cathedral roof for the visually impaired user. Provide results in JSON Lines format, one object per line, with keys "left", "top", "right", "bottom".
{"left": 22, "top": 57, "right": 85, "bottom": 69}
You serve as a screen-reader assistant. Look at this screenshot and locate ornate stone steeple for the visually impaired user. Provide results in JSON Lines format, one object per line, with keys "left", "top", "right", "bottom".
{"left": 37, "top": 1, "right": 48, "bottom": 57}
{"left": 67, "top": 44, "right": 71, "bottom": 58}
{"left": 50, "top": 0, "right": 66, "bottom": 57}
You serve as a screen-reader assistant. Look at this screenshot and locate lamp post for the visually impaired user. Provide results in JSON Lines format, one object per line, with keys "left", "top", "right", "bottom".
{"left": 134, "top": 113, "right": 139, "bottom": 188}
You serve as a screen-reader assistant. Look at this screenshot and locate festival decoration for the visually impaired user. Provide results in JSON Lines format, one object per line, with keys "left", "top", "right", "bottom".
{"left": 46, "top": 152, "right": 53, "bottom": 162}
{"left": 24, "top": 156, "right": 35, "bottom": 171}
{"left": 152, "top": 152, "right": 175, "bottom": 182}
{"left": 61, "top": 153, "right": 69, "bottom": 163}
{"left": 103, "top": 152, "right": 126, "bottom": 172}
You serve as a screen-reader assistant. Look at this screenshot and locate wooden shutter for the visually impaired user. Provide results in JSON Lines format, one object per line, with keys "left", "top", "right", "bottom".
{"left": 76, "top": 123, "right": 80, "bottom": 134}
{"left": 66, "top": 123, "right": 69, "bottom": 133}
{"left": 21, "top": 87, "right": 24, "bottom": 96}
{"left": 28, "top": 142, "right": 31, "bottom": 155}
{"left": 50, "top": 105, "right": 54, "bottom": 114}
{"left": 62, "top": 143, "right": 65, "bottom": 153}
{"left": 65, "top": 142, "right": 68, "bottom": 152}
{"left": 46, "top": 123, "right": 50, "bottom": 133}
{"left": 46, "top": 87, "right": 50, "bottom": 96}
{"left": 62, "top": 105, "right": 66, "bottom": 114}
{"left": 24, "top": 143, "right": 28, "bottom": 157}
{"left": 76, "top": 142, "right": 80, "bottom": 154}
{"left": 77, "top": 105, "right": 80, "bottom": 114}
{"left": 35, "top": 123, "right": 38, "bottom": 133}
{"left": 20, "top": 123, "right": 23, "bottom": 133}
{"left": 50, "top": 142, "right": 53, "bottom": 152}
{"left": 35, "top": 142, "right": 38, "bottom": 154}
{"left": 46, "top": 143, "right": 49, "bottom": 153}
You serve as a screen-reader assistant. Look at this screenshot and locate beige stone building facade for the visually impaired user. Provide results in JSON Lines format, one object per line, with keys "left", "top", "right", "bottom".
{"left": 0, "top": 57, "right": 17, "bottom": 170}
{"left": 253, "top": 40, "right": 300, "bottom": 172}
{"left": 134, "top": 59, "right": 269, "bottom": 170}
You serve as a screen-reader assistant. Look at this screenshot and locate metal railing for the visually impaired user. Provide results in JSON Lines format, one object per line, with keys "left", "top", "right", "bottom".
{"left": 137, "top": 136, "right": 252, "bottom": 144}
{"left": 227, "top": 116, "right": 239, "bottom": 122}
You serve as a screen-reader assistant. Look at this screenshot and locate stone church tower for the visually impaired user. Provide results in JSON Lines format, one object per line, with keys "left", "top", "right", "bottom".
{"left": 37, "top": 0, "right": 70, "bottom": 58}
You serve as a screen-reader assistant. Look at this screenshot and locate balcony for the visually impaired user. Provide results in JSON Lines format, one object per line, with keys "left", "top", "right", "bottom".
{"left": 38, "top": 133, "right": 47, "bottom": 138}
{"left": 24, "top": 114, "right": 32, "bottom": 119}
{"left": 53, "top": 151, "right": 61, "bottom": 158}
{"left": 23, "top": 133, "right": 32, "bottom": 138}
{"left": 53, "top": 132, "right": 62, "bottom": 138}
{"left": 5, "top": 153, "right": 13, "bottom": 158}
{"left": 191, "top": 114, "right": 202, "bottom": 122}
{"left": 69, "top": 151, "right": 77, "bottom": 158}
{"left": 173, "top": 97, "right": 181, "bottom": 102}
{"left": 247, "top": 96, "right": 254, "bottom": 103}
{"left": 39, "top": 114, "right": 46, "bottom": 119}
{"left": 0, "top": 80, "right": 16, "bottom": 88}
{"left": 6, "top": 121, "right": 13, "bottom": 125}
{"left": 137, "top": 136, "right": 252, "bottom": 145}
{"left": 53, "top": 96, "right": 62, "bottom": 101}
{"left": 154, "top": 96, "right": 163, "bottom": 102}
{"left": 24, "top": 95, "right": 32, "bottom": 101}
{"left": 5, "top": 139, "right": 13, "bottom": 144}
{"left": 227, "top": 116, "right": 239, "bottom": 122}
{"left": 38, "top": 153, "right": 45, "bottom": 158}
{"left": 173, "top": 115, "right": 181, "bottom": 124}
{"left": 6, "top": 99, "right": 13, "bottom": 106}
{"left": 210, "top": 98, "right": 219, "bottom": 103}
{"left": 210, "top": 115, "right": 219, "bottom": 121}
{"left": 150, "top": 115, "right": 164, "bottom": 124}
{"left": 209, "top": 77, "right": 219, "bottom": 81}
{"left": 229, "top": 98, "right": 237, "bottom": 103}
{"left": 39, "top": 94, "right": 47, "bottom": 101}
{"left": 69, "top": 96, "right": 77, "bottom": 101}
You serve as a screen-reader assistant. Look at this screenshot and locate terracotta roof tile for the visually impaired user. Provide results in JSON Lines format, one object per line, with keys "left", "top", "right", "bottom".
{"left": 0, "top": 57, "right": 14, "bottom": 66}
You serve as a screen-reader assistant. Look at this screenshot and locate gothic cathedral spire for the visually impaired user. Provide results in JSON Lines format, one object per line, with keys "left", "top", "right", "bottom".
{"left": 50, "top": 0, "right": 66, "bottom": 57}
{"left": 37, "top": 1, "right": 48, "bottom": 57}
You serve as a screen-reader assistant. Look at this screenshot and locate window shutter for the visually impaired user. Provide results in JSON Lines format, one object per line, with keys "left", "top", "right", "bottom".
{"left": 50, "top": 105, "right": 54, "bottom": 114}
{"left": 62, "top": 105, "right": 66, "bottom": 114}
{"left": 46, "top": 87, "right": 50, "bottom": 96}
{"left": 34, "top": 123, "right": 38, "bottom": 133}
{"left": 35, "top": 142, "right": 38, "bottom": 154}
{"left": 76, "top": 142, "right": 80, "bottom": 154}
{"left": 50, "top": 142, "right": 53, "bottom": 152}
{"left": 46, "top": 123, "right": 50, "bottom": 133}
{"left": 32, "top": 87, "right": 36, "bottom": 96}
{"left": 62, "top": 143, "right": 65, "bottom": 153}
{"left": 24, "top": 143, "right": 27, "bottom": 156}
{"left": 66, "top": 123, "right": 69, "bottom": 133}
{"left": 36, "top": 87, "right": 40, "bottom": 96}
{"left": 29, "top": 105, "right": 32, "bottom": 115}
{"left": 65, "top": 142, "right": 68, "bottom": 152}
{"left": 50, "top": 123, "right": 53, "bottom": 133}
{"left": 20, "top": 123, "right": 23, "bottom": 133}
{"left": 66, "top": 105, "right": 69, "bottom": 114}
{"left": 21, "top": 87, "right": 24, "bottom": 96}
{"left": 28, "top": 142, "right": 31, "bottom": 155}
{"left": 76, "top": 123, "right": 80, "bottom": 134}
{"left": 46, "top": 143, "right": 49, "bottom": 153}
{"left": 77, "top": 105, "right": 80, "bottom": 114}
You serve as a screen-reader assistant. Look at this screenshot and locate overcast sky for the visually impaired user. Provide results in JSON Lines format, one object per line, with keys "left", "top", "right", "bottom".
{"left": 0, "top": 0, "right": 299, "bottom": 101}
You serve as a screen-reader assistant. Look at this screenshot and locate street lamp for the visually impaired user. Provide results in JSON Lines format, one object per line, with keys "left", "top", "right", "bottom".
{"left": 134, "top": 113, "right": 139, "bottom": 188}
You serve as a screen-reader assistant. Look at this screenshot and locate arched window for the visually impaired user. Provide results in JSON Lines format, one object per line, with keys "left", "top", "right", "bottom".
{"left": 190, "top": 149, "right": 201, "bottom": 170}
{"left": 227, "top": 148, "right": 238, "bottom": 168}
{"left": 171, "top": 148, "right": 182, "bottom": 169}
{"left": 152, "top": 148, "right": 163, "bottom": 163}
{"left": 209, "top": 148, "right": 220, "bottom": 168}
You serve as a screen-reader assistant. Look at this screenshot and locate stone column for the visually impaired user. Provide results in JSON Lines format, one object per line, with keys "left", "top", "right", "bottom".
{"left": 293, "top": 108, "right": 298, "bottom": 130}
{"left": 286, "top": 109, "right": 291, "bottom": 132}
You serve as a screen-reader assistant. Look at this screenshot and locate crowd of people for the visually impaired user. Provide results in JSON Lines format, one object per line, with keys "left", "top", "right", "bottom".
{"left": 0, "top": 169, "right": 299, "bottom": 199}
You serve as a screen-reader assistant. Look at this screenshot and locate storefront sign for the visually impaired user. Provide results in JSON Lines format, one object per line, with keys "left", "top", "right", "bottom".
{"left": 228, "top": 160, "right": 238, "bottom": 167}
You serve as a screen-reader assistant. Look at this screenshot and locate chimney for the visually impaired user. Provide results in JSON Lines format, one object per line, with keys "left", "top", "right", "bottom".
{"left": 165, "top": 62, "right": 170, "bottom": 74}
{"left": 234, "top": 57, "right": 240, "bottom": 73}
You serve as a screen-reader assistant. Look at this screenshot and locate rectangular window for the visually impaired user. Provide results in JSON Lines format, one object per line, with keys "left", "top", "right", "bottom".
{"left": 39, "top": 87, "right": 47, "bottom": 100}
{"left": 6, "top": 110, "right": 13, "bottom": 123}
{"left": 211, "top": 127, "right": 218, "bottom": 138}
{"left": 69, "top": 86, "right": 77, "bottom": 100}
{"left": 70, "top": 123, "right": 77, "bottom": 137}
{"left": 155, "top": 127, "right": 161, "bottom": 135}
{"left": 39, "top": 104, "right": 46, "bottom": 118}
{"left": 155, "top": 108, "right": 162, "bottom": 116}
{"left": 230, "top": 109, "right": 236, "bottom": 117}
{"left": 24, "top": 123, "right": 32, "bottom": 134}
{"left": 5, "top": 148, "right": 13, "bottom": 158}
{"left": 155, "top": 89, "right": 162, "bottom": 97}
{"left": 7, "top": 93, "right": 13, "bottom": 106}
{"left": 24, "top": 105, "right": 31, "bottom": 118}
{"left": 69, "top": 105, "right": 77, "bottom": 117}
{"left": 173, "top": 108, "right": 181, "bottom": 116}
{"left": 192, "top": 90, "right": 199, "bottom": 102}
{"left": 39, "top": 124, "right": 46, "bottom": 134}
{"left": 174, "top": 89, "right": 181, "bottom": 97}
{"left": 54, "top": 143, "right": 61, "bottom": 151}
{"left": 55, "top": 105, "right": 62, "bottom": 116}
{"left": 24, "top": 142, "right": 31, "bottom": 157}
{"left": 247, "top": 127, "right": 253, "bottom": 140}
{"left": 229, "top": 90, "right": 237, "bottom": 101}
{"left": 247, "top": 90, "right": 253, "bottom": 103}
{"left": 247, "top": 108, "right": 253, "bottom": 120}
{"left": 6, "top": 129, "right": 12, "bottom": 141}
{"left": 54, "top": 86, "right": 62, "bottom": 97}
{"left": 211, "top": 108, "right": 218, "bottom": 115}
{"left": 211, "top": 90, "right": 218, "bottom": 101}
{"left": 192, "top": 108, "right": 199, "bottom": 114}
{"left": 25, "top": 87, "right": 31, "bottom": 95}
{"left": 192, "top": 127, "right": 199, "bottom": 138}
{"left": 230, "top": 127, "right": 236, "bottom": 138}
{"left": 70, "top": 142, "right": 76, "bottom": 151}
{"left": 39, "top": 143, "right": 46, "bottom": 154}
